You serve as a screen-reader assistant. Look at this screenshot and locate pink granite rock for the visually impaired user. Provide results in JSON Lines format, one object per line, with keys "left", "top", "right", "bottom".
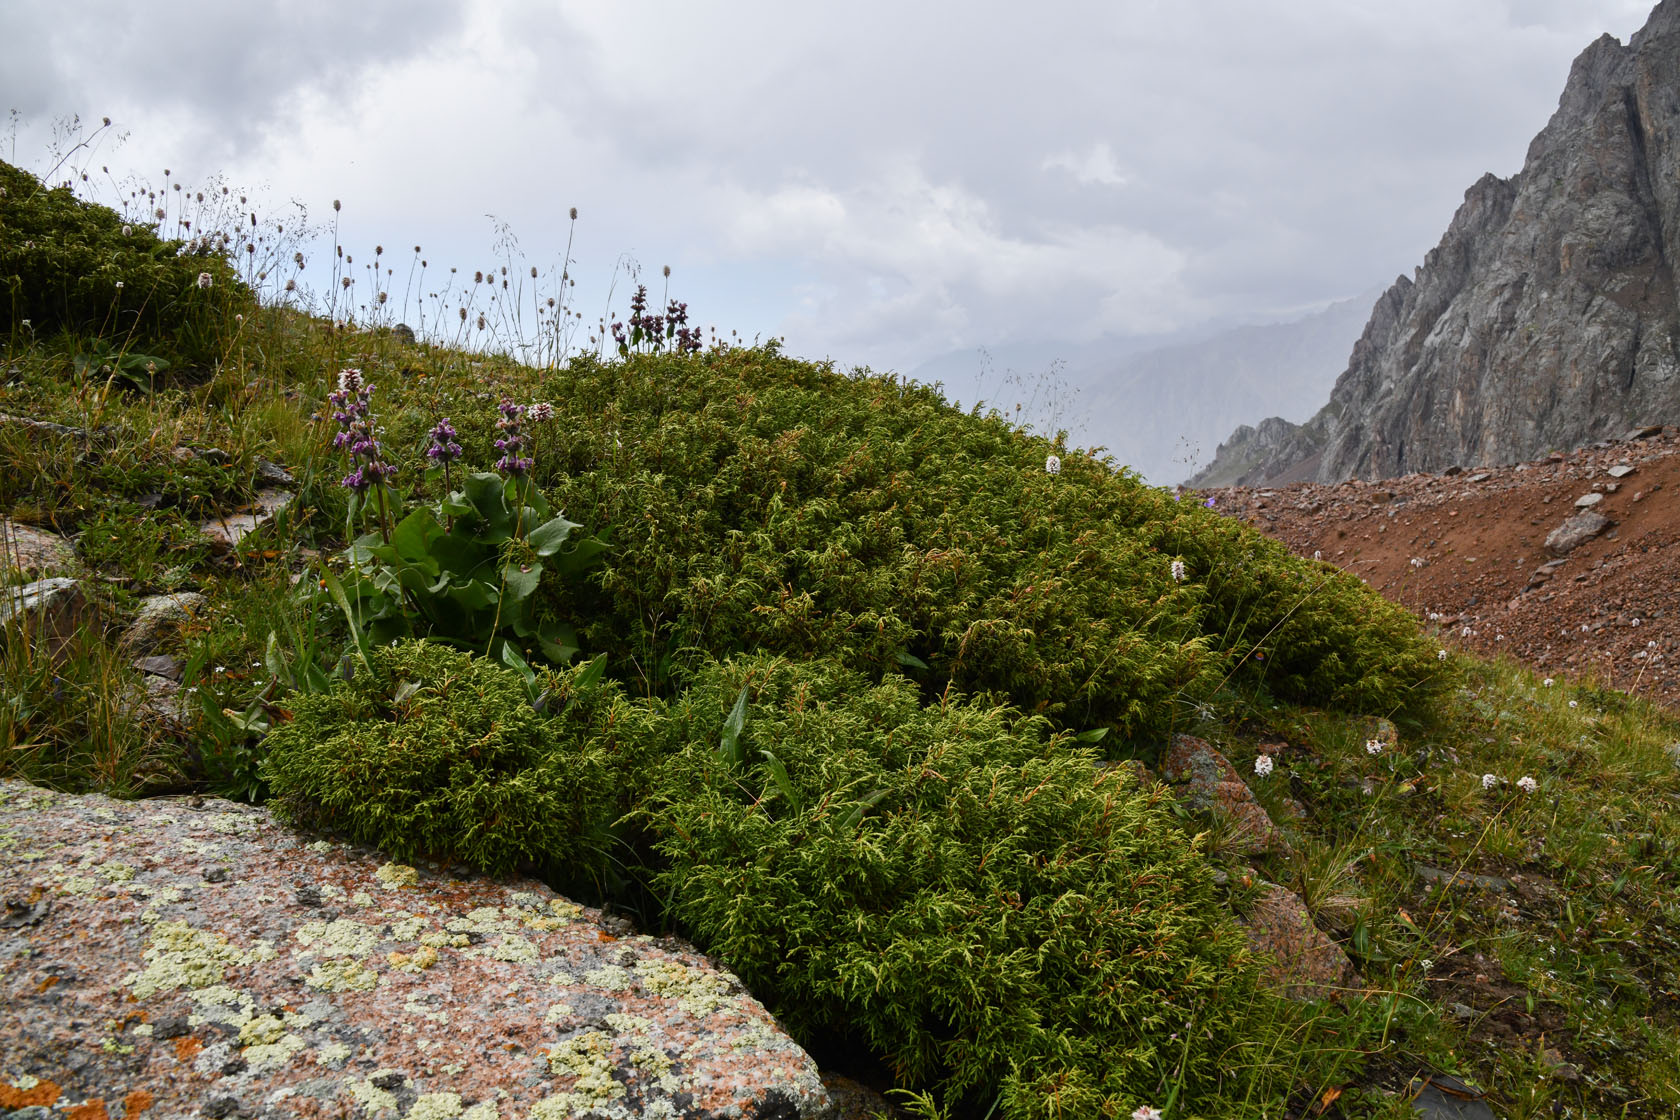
{"left": 1159, "top": 734, "right": 1289, "bottom": 855}
{"left": 0, "top": 780, "right": 829, "bottom": 1119}
{"left": 1237, "top": 882, "right": 1357, "bottom": 1002}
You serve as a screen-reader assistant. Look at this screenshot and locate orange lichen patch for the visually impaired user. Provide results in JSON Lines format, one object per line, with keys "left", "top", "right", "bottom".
{"left": 123, "top": 1089, "right": 155, "bottom": 1115}
{"left": 65, "top": 1099, "right": 110, "bottom": 1120}
{"left": 36, "top": 975, "right": 60, "bottom": 993}
{"left": 173, "top": 1036, "right": 203, "bottom": 1062}
{"left": 0, "top": 1080, "right": 63, "bottom": 1108}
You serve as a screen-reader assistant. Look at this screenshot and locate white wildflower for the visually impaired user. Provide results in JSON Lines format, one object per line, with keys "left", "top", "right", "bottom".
{"left": 1542, "top": 678, "right": 1554, "bottom": 687}
{"left": 1568, "top": 700, "right": 1578, "bottom": 708}
{"left": 1482, "top": 773, "right": 1499, "bottom": 791}
{"left": 1253, "top": 754, "right": 1274, "bottom": 777}
{"left": 527, "top": 401, "right": 555, "bottom": 423}
{"left": 1410, "top": 557, "right": 1424, "bottom": 568}
{"left": 338, "top": 368, "right": 364, "bottom": 392}
{"left": 1437, "top": 649, "right": 1448, "bottom": 661}
{"left": 1312, "top": 550, "right": 1322, "bottom": 561}
{"left": 1045, "top": 454, "right": 1061, "bottom": 476}
{"left": 196, "top": 271, "right": 213, "bottom": 289}
{"left": 1132, "top": 1107, "right": 1163, "bottom": 1120}
{"left": 1419, "top": 959, "right": 1433, "bottom": 973}
{"left": 1170, "top": 559, "right": 1187, "bottom": 583}
{"left": 1516, "top": 776, "right": 1538, "bottom": 793}
{"left": 1365, "top": 739, "right": 1383, "bottom": 756}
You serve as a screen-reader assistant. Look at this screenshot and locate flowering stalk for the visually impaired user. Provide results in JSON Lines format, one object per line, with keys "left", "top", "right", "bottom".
{"left": 426, "top": 417, "right": 463, "bottom": 529}
{"left": 328, "top": 368, "right": 397, "bottom": 542}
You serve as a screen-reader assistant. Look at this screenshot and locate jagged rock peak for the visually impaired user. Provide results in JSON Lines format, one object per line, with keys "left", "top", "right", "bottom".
{"left": 1194, "top": 1, "right": 1680, "bottom": 486}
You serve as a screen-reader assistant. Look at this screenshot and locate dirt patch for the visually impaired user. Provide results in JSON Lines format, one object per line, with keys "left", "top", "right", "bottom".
{"left": 1206, "top": 428, "right": 1680, "bottom": 704}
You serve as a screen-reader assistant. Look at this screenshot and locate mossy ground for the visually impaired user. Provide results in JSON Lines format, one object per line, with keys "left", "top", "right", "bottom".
{"left": 2, "top": 155, "right": 1678, "bottom": 1118}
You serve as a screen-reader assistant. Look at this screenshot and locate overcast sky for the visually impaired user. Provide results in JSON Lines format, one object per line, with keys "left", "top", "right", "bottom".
{"left": 1, "top": 0, "right": 1658, "bottom": 372}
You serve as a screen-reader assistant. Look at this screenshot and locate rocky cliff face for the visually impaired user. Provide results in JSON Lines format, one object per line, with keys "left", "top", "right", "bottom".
{"left": 1193, "top": 0, "right": 1680, "bottom": 487}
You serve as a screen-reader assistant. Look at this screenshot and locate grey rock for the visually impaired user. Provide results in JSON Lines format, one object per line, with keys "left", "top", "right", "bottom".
{"left": 201, "top": 489, "right": 293, "bottom": 554}
{"left": 0, "top": 577, "right": 90, "bottom": 655}
{"left": 1608, "top": 462, "right": 1636, "bottom": 477}
{"left": 134, "top": 654, "right": 184, "bottom": 680}
{"left": 392, "top": 322, "right": 417, "bottom": 344}
{"left": 1625, "top": 425, "right": 1665, "bottom": 441}
{"left": 253, "top": 457, "right": 295, "bottom": 487}
{"left": 1545, "top": 510, "right": 1612, "bottom": 556}
{"left": 1, "top": 519, "right": 76, "bottom": 576}
{"left": 1574, "top": 491, "right": 1605, "bottom": 508}
{"left": 1197, "top": 3, "right": 1680, "bottom": 486}
{"left": 120, "top": 591, "right": 207, "bottom": 654}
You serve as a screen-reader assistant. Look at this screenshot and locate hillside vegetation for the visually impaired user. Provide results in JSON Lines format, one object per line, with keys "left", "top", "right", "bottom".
{"left": 3, "top": 155, "right": 1679, "bottom": 1119}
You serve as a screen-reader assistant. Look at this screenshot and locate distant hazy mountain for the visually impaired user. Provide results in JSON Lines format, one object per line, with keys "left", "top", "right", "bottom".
{"left": 908, "top": 292, "right": 1378, "bottom": 485}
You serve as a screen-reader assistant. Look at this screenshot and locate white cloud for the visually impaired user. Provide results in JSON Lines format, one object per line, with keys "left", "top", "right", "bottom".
{"left": 1043, "top": 143, "right": 1129, "bottom": 188}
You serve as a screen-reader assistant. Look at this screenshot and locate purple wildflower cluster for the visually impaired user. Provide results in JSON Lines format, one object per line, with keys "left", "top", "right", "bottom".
{"left": 611, "top": 285, "right": 703, "bottom": 354}
{"left": 494, "top": 398, "right": 533, "bottom": 476}
{"left": 328, "top": 369, "right": 396, "bottom": 492}
{"left": 426, "top": 418, "right": 462, "bottom": 464}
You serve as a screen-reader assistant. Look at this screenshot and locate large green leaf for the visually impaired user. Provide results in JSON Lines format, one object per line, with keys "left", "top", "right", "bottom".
{"left": 526, "top": 514, "right": 580, "bottom": 558}
{"left": 500, "top": 562, "right": 542, "bottom": 604}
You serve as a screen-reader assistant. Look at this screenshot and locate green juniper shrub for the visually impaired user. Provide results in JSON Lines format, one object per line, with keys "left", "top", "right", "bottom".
{"left": 525, "top": 347, "right": 1445, "bottom": 736}
{"left": 645, "top": 655, "right": 1272, "bottom": 1118}
{"left": 0, "top": 158, "right": 251, "bottom": 367}
{"left": 258, "top": 639, "right": 612, "bottom": 878}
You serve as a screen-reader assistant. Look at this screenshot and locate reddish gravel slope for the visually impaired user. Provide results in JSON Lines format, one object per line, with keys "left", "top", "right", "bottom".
{"left": 1203, "top": 426, "right": 1680, "bottom": 705}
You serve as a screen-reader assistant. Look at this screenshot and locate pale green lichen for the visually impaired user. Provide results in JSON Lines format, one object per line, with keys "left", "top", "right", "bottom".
{"left": 546, "top": 1030, "right": 624, "bottom": 1103}
{"left": 126, "top": 921, "right": 250, "bottom": 999}
{"left": 446, "top": 906, "right": 518, "bottom": 936}
{"left": 469, "top": 934, "right": 537, "bottom": 963}
{"left": 459, "top": 1103, "right": 499, "bottom": 1120}
{"left": 307, "top": 839, "right": 334, "bottom": 852}
{"left": 347, "top": 1077, "right": 399, "bottom": 1114}
{"left": 97, "top": 859, "right": 134, "bottom": 882}
{"left": 351, "top": 890, "right": 376, "bottom": 907}
{"left": 602, "top": 1012, "right": 651, "bottom": 1036}
{"left": 244, "top": 1031, "right": 306, "bottom": 1073}
{"left": 389, "top": 915, "right": 429, "bottom": 941}
{"left": 420, "top": 931, "right": 470, "bottom": 949}
{"left": 9, "top": 1074, "right": 41, "bottom": 1090}
{"left": 405, "top": 1091, "right": 462, "bottom": 1120}
{"left": 61, "top": 874, "right": 102, "bottom": 895}
{"left": 388, "top": 945, "right": 440, "bottom": 973}
{"left": 543, "top": 1002, "right": 574, "bottom": 1025}
{"left": 317, "top": 1041, "right": 353, "bottom": 1067}
{"left": 296, "top": 917, "right": 379, "bottom": 957}
{"left": 581, "top": 964, "right": 632, "bottom": 991}
{"left": 509, "top": 891, "right": 543, "bottom": 909}
{"left": 239, "top": 1014, "right": 288, "bottom": 1046}
{"left": 307, "top": 958, "right": 380, "bottom": 992}
{"left": 376, "top": 862, "right": 420, "bottom": 890}
{"left": 202, "top": 811, "right": 260, "bottom": 834}
{"left": 633, "top": 959, "right": 735, "bottom": 1018}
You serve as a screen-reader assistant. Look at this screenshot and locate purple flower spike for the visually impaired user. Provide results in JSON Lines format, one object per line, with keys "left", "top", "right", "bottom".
{"left": 494, "top": 398, "right": 532, "bottom": 477}
{"left": 427, "top": 418, "right": 462, "bottom": 463}
{"left": 1204, "top": 496, "right": 1216, "bottom": 508}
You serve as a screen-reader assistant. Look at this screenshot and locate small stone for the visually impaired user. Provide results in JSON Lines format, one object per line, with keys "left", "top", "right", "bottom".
{"left": 1607, "top": 463, "right": 1635, "bottom": 478}
{"left": 392, "top": 323, "right": 417, "bottom": 344}
{"left": 1624, "top": 425, "right": 1663, "bottom": 441}
{"left": 1545, "top": 511, "right": 1611, "bottom": 556}
{"left": 253, "top": 458, "right": 295, "bottom": 488}
{"left": 203, "top": 866, "right": 230, "bottom": 884}
{"left": 1, "top": 519, "right": 76, "bottom": 576}
{"left": 0, "top": 577, "right": 90, "bottom": 656}
{"left": 201, "top": 489, "right": 293, "bottom": 554}
{"left": 120, "top": 592, "right": 208, "bottom": 654}
{"left": 1573, "top": 492, "right": 1603, "bottom": 508}
{"left": 134, "top": 654, "right": 184, "bottom": 681}
{"left": 1450, "top": 1002, "right": 1477, "bottom": 1020}
{"left": 1466, "top": 472, "right": 1490, "bottom": 483}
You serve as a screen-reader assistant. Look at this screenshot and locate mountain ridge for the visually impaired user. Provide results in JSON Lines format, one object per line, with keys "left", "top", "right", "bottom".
{"left": 1191, "top": 0, "right": 1680, "bottom": 488}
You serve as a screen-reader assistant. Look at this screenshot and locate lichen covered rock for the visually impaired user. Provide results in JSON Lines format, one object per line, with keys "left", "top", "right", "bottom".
{"left": 0, "top": 780, "right": 828, "bottom": 1119}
